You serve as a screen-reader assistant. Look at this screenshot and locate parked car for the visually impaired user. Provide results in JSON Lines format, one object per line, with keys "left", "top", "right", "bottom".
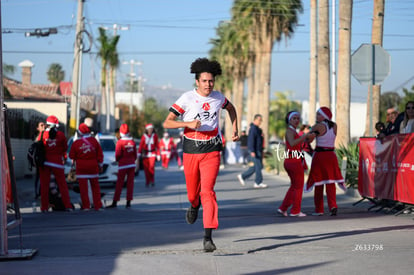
{"left": 65, "top": 134, "right": 119, "bottom": 185}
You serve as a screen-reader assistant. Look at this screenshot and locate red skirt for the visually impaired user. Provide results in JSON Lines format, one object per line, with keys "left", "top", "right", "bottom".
{"left": 305, "top": 151, "right": 346, "bottom": 192}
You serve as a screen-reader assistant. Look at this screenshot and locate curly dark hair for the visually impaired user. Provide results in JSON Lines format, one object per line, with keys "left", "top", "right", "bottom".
{"left": 190, "top": 58, "right": 222, "bottom": 79}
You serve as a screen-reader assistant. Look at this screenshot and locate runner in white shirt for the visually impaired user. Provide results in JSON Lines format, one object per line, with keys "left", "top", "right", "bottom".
{"left": 163, "top": 58, "right": 239, "bottom": 252}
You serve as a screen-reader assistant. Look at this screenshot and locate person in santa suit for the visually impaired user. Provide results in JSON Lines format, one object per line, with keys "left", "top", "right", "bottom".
{"left": 107, "top": 124, "right": 137, "bottom": 208}
{"left": 138, "top": 123, "right": 160, "bottom": 187}
{"left": 305, "top": 107, "right": 346, "bottom": 216}
{"left": 159, "top": 132, "right": 175, "bottom": 169}
{"left": 69, "top": 123, "right": 104, "bottom": 211}
{"left": 277, "top": 111, "right": 314, "bottom": 218}
{"left": 38, "top": 115, "right": 73, "bottom": 212}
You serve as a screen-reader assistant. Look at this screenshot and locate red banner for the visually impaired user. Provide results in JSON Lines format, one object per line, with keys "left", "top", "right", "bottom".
{"left": 358, "top": 134, "right": 414, "bottom": 204}
{"left": 2, "top": 138, "right": 12, "bottom": 203}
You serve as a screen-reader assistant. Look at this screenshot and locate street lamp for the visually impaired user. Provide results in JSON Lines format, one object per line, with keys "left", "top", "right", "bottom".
{"left": 25, "top": 28, "right": 57, "bottom": 37}
{"left": 122, "top": 59, "right": 142, "bottom": 124}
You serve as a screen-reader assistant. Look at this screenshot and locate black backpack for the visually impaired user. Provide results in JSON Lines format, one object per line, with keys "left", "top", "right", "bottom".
{"left": 27, "top": 131, "right": 46, "bottom": 169}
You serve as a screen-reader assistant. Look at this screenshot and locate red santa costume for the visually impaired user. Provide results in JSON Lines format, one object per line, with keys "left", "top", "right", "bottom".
{"left": 159, "top": 132, "right": 175, "bottom": 169}
{"left": 69, "top": 123, "right": 104, "bottom": 211}
{"left": 305, "top": 107, "right": 346, "bottom": 216}
{"left": 38, "top": 115, "right": 73, "bottom": 212}
{"left": 109, "top": 124, "right": 137, "bottom": 208}
{"left": 278, "top": 111, "right": 307, "bottom": 217}
{"left": 138, "top": 124, "right": 160, "bottom": 187}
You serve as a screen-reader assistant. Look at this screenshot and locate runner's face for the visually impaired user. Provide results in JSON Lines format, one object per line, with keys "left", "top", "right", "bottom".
{"left": 196, "top": 72, "right": 214, "bottom": 97}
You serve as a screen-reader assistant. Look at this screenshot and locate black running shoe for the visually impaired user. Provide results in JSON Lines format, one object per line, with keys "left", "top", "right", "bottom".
{"left": 330, "top": 207, "right": 337, "bottom": 216}
{"left": 203, "top": 238, "right": 217, "bottom": 252}
{"left": 186, "top": 203, "right": 201, "bottom": 224}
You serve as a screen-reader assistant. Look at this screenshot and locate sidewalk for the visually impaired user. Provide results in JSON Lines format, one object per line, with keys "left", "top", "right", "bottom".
{"left": 3, "top": 164, "right": 414, "bottom": 274}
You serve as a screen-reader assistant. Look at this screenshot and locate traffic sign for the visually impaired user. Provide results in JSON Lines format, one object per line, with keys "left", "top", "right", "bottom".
{"left": 351, "top": 44, "right": 390, "bottom": 86}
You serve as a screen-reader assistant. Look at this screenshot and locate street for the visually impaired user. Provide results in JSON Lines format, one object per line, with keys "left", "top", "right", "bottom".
{"left": 3, "top": 162, "right": 414, "bottom": 275}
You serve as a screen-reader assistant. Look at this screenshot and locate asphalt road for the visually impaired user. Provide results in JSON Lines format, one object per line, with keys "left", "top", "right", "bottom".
{"left": 3, "top": 162, "right": 414, "bottom": 275}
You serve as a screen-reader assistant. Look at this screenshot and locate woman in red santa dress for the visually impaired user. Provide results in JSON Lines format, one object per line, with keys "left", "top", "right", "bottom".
{"left": 159, "top": 132, "right": 175, "bottom": 169}
{"left": 107, "top": 124, "right": 137, "bottom": 208}
{"left": 138, "top": 124, "right": 160, "bottom": 187}
{"left": 69, "top": 123, "right": 104, "bottom": 211}
{"left": 38, "top": 115, "right": 73, "bottom": 212}
{"left": 278, "top": 111, "right": 314, "bottom": 217}
{"left": 305, "top": 107, "right": 346, "bottom": 216}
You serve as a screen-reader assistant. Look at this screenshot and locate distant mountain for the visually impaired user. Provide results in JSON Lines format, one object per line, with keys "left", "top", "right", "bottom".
{"left": 143, "top": 84, "right": 187, "bottom": 108}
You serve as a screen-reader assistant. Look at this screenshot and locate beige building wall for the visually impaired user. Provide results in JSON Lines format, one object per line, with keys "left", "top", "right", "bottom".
{"left": 5, "top": 101, "right": 68, "bottom": 179}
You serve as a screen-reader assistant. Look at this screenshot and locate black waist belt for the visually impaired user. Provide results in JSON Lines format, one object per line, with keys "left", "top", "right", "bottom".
{"left": 315, "top": 147, "right": 334, "bottom": 152}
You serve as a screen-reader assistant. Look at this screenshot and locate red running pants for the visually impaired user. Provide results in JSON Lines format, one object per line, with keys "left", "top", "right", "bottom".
{"left": 183, "top": 151, "right": 220, "bottom": 229}
{"left": 279, "top": 160, "right": 305, "bottom": 214}
{"left": 142, "top": 157, "right": 156, "bottom": 185}
{"left": 78, "top": 177, "right": 102, "bottom": 210}
{"left": 314, "top": 184, "right": 337, "bottom": 213}
{"left": 39, "top": 166, "right": 72, "bottom": 211}
{"left": 114, "top": 167, "right": 135, "bottom": 201}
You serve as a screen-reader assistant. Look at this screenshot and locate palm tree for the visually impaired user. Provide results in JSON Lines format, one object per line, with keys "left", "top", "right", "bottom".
{"left": 318, "top": 0, "right": 331, "bottom": 108}
{"left": 210, "top": 21, "right": 249, "bottom": 142}
{"left": 336, "top": 0, "right": 353, "bottom": 147}
{"left": 97, "top": 27, "right": 120, "bottom": 132}
{"left": 47, "top": 63, "right": 65, "bottom": 85}
{"left": 365, "top": 0, "right": 385, "bottom": 136}
{"left": 108, "top": 45, "right": 120, "bottom": 131}
{"left": 3, "top": 64, "right": 15, "bottom": 76}
{"left": 232, "top": 0, "right": 303, "bottom": 144}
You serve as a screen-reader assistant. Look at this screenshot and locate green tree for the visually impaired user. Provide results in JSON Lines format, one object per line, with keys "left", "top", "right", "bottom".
{"left": 269, "top": 91, "right": 301, "bottom": 140}
{"left": 209, "top": 20, "right": 249, "bottom": 142}
{"left": 142, "top": 97, "right": 169, "bottom": 135}
{"left": 3, "top": 64, "right": 15, "bottom": 76}
{"left": 231, "top": 0, "right": 303, "bottom": 144}
{"left": 47, "top": 63, "right": 65, "bottom": 84}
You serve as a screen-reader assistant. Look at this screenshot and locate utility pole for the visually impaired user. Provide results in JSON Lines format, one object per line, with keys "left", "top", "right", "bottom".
{"left": 69, "top": 0, "right": 85, "bottom": 135}
{"left": 331, "top": 0, "right": 336, "bottom": 120}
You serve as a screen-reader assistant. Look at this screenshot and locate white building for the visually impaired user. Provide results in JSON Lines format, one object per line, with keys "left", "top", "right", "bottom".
{"left": 115, "top": 91, "right": 144, "bottom": 111}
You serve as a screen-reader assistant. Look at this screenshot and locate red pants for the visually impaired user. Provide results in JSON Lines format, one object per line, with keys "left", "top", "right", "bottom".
{"left": 279, "top": 160, "right": 304, "bottom": 214}
{"left": 314, "top": 184, "right": 337, "bottom": 213}
{"left": 39, "top": 166, "right": 72, "bottom": 211}
{"left": 78, "top": 177, "right": 102, "bottom": 210}
{"left": 142, "top": 157, "right": 156, "bottom": 185}
{"left": 161, "top": 154, "right": 170, "bottom": 169}
{"left": 114, "top": 167, "right": 135, "bottom": 201}
{"left": 183, "top": 151, "right": 220, "bottom": 229}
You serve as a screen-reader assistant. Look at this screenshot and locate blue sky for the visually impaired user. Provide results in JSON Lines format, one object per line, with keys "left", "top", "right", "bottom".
{"left": 2, "top": 0, "right": 414, "bottom": 103}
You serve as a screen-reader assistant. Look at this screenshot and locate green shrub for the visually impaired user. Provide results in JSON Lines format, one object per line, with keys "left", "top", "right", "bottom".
{"left": 336, "top": 142, "right": 359, "bottom": 189}
{"left": 264, "top": 143, "right": 286, "bottom": 175}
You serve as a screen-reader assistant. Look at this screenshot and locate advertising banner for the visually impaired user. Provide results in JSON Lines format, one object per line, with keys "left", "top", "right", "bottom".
{"left": 358, "top": 134, "right": 414, "bottom": 204}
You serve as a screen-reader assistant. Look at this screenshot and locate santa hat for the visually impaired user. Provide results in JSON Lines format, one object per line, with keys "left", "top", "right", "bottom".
{"left": 120, "top": 124, "right": 129, "bottom": 137}
{"left": 46, "top": 115, "right": 59, "bottom": 128}
{"left": 78, "top": 123, "right": 90, "bottom": 135}
{"left": 145, "top": 123, "right": 154, "bottom": 130}
{"left": 318, "top": 107, "right": 332, "bottom": 120}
